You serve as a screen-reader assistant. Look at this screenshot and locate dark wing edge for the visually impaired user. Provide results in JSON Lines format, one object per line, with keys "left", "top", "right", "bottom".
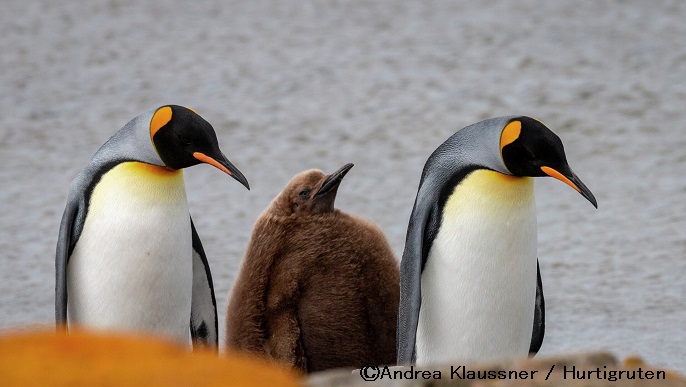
{"left": 397, "top": 197, "right": 437, "bottom": 365}
{"left": 528, "top": 259, "right": 545, "bottom": 355}
{"left": 55, "top": 198, "right": 79, "bottom": 327}
{"left": 190, "top": 219, "right": 219, "bottom": 351}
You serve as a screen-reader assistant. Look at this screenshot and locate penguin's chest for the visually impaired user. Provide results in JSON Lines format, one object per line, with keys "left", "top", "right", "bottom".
{"left": 417, "top": 170, "right": 537, "bottom": 364}
{"left": 68, "top": 162, "right": 192, "bottom": 341}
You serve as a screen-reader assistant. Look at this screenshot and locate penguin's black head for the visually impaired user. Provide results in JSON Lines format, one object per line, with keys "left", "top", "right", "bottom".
{"left": 276, "top": 163, "right": 354, "bottom": 216}
{"left": 500, "top": 117, "right": 597, "bottom": 208}
{"left": 150, "top": 105, "right": 249, "bottom": 189}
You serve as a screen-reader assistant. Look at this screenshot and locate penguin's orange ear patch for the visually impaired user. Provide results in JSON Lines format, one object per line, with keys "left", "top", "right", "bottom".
{"left": 500, "top": 120, "right": 522, "bottom": 151}
{"left": 150, "top": 106, "right": 173, "bottom": 138}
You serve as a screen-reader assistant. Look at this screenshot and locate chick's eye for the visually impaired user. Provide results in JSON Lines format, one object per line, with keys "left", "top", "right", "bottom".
{"left": 298, "top": 189, "right": 311, "bottom": 198}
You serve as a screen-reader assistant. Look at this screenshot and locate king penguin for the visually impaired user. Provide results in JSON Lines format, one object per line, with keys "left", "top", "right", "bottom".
{"left": 396, "top": 116, "right": 597, "bottom": 365}
{"left": 55, "top": 105, "right": 249, "bottom": 349}
{"left": 226, "top": 164, "right": 399, "bottom": 373}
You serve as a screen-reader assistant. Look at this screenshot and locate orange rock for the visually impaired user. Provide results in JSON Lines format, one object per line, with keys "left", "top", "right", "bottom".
{"left": 623, "top": 355, "right": 646, "bottom": 368}
{"left": 0, "top": 328, "right": 302, "bottom": 386}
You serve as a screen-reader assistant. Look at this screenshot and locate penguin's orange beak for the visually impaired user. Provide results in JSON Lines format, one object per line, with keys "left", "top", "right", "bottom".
{"left": 541, "top": 166, "right": 597, "bottom": 208}
{"left": 193, "top": 152, "right": 250, "bottom": 190}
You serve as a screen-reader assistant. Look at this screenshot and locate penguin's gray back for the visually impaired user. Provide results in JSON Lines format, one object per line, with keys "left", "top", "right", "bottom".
{"left": 415, "top": 116, "right": 513, "bottom": 211}
{"left": 62, "top": 108, "right": 162, "bottom": 254}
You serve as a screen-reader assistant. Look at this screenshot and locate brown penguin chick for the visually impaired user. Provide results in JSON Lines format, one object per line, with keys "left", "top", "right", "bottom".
{"left": 225, "top": 163, "right": 399, "bottom": 373}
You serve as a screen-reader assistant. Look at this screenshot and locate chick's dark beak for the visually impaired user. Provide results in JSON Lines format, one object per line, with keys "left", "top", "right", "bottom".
{"left": 315, "top": 163, "right": 354, "bottom": 198}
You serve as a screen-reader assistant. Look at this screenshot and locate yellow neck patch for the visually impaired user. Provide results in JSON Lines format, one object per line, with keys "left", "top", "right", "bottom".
{"left": 127, "top": 162, "right": 180, "bottom": 177}
{"left": 443, "top": 169, "right": 534, "bottom": 219}
{"left": 89, "top": 162, "right": 185, "bottom": 217}
{"left": 99, "top": 162, "right": 183, "bottom": 193}
{"left": 500, "top": 120, "right": 521, "bottom": 152}
{"left": 150, "top": 106, "right": 173, "bottom": 139}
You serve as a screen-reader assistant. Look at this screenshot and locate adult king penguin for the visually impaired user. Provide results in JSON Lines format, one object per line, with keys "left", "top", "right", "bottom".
{"left": 55, "top": 105, "right": 249, "bottom": 349}
{"left": 397, "top": 116, "right": 597, "bottom": 365}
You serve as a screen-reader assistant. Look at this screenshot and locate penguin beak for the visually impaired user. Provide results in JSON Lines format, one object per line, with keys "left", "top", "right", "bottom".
{"left": 315, "top": 163, "right": 354, "bottom": 198}
{"left": 193, "top": 152, "right": 250, "bottom": 190}
{"left": 541, "top": 166, "right": 597, "bottom": 208}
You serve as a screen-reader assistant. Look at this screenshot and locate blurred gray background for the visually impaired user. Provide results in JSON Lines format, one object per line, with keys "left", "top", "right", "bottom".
{"left": 1, "top": 0, "right": 684, "bottom": 372}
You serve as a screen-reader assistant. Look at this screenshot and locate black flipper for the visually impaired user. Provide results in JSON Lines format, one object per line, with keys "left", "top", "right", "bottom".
{"left": 529, "top": 260, "right": 545, "bottom": 355}
{"left": 397, "top": 193, "right": 442, "bottom": 364}
{"left": 190, "top": 219, "right": 219, "bottom": 350}
{"left": 55, "top": 199, "right": 79, "bottom": 326}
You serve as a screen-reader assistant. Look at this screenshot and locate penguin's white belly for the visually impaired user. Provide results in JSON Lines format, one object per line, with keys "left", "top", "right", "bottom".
{"left": 417, "top": 170, "right": 537, "bottom": 364}
{"left": 68, "top": 162, "right": 192, "bottom": 343}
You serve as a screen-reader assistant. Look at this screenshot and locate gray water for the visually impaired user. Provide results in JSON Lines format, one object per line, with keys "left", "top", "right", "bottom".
{"left": 1, "top": 0, "right": 684, "bottom": 373}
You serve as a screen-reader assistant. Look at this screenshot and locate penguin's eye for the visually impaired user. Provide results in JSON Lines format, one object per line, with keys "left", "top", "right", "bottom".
{"left": 177, "top": 134, "right": 192, "bottom": 145}
{"left": 298, "top": 189, "right": 311, "bottom": 198}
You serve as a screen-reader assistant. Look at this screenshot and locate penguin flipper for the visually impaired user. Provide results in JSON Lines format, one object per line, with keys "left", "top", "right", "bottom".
{"left": 190, "top": 219, "right": 218, "bottom": 350}
{"left": 529, "top": 259, "right": 545, "bottom": 355}
{"left": 397, "top": 254, "right": 420, "bottom": 364}
{"left": 397, "top": 197, "right": 440, "bottom": 364}
{"left": 55, "top": 195, "right": 80, "bottom": 326}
